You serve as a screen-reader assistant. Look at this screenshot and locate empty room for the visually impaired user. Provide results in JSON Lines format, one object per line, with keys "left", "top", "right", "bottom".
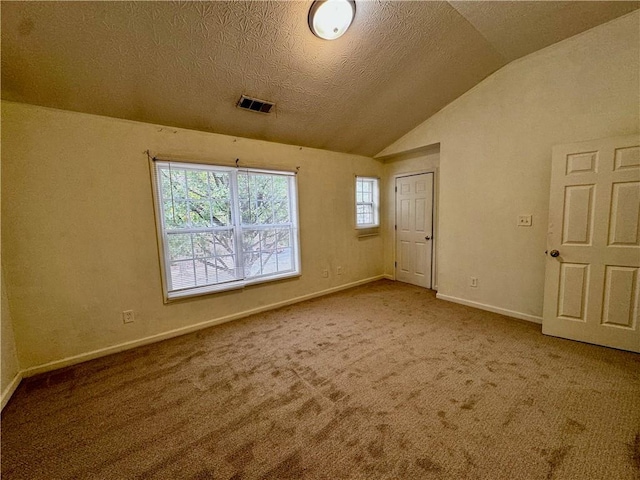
{"left": 1, "top": 1, "right": 639, "bottom": 479}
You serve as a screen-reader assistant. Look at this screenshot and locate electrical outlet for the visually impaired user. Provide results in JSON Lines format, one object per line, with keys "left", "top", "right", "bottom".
{"left": 337, "top": 266, "right": 343, "bottom": 275}
{"left": 322, "top": 269, "right": 329, "bottom": 278}
{"left": 470, "top": 277, "right": 478, "bottom": 288}
{"left": 517, "top": 215, "right": 532, "bottom": 227}
{"left": 122, "top": 310, "right": 134, "bottom": 324}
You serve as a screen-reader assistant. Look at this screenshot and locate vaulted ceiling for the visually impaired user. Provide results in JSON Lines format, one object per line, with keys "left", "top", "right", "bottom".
{"left": 2, "top": 1, "right": 637, "bottom": 157}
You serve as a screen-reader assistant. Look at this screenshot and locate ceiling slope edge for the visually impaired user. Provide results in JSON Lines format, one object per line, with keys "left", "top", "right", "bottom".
{"left": 374, "top": 9, "right": 640, "bottom": 159}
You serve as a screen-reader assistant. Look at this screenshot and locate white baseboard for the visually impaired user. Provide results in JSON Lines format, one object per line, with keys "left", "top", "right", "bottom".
{"left": 1, "top": 371, "right": 23, "bottom": 410}
{"left": 435, "top": 293, "right": 542, "bottom": 324}
{"left": 383, "top": 274, "right": 395, "bottom": 280}
{"left": 21, "top": 275, "right": 386, "bottom": 379}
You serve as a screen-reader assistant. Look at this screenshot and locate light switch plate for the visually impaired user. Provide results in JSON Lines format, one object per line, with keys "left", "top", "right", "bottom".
{"left": 517, "top": 215, "right": 532, "bottom": 227}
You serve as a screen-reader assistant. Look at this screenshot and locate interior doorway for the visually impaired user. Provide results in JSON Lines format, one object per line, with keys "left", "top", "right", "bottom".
{"left": 395, "top": 172, "right": 434, "bottom": 289}
{"left": 542, "top": 134, "right": 640, "bottom": 352}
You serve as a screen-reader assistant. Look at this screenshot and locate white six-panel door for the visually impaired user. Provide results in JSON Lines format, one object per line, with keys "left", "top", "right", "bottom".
{"left": 543, "top": 134, "right": 640, "bottom": 353}
{"left": 396, "top": 173, "right": 434, "bottom": 289}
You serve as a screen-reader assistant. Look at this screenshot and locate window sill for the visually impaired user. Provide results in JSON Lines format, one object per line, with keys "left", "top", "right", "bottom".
{"left": 165, "top": 271, "right": 301, "bottom": 302}
{"left": 356, "top": 226, "right": 380, "bottom": 238}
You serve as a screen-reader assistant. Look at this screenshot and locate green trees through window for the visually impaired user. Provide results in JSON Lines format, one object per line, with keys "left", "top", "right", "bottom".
{"left": 153, "top": 161, "right": 300, "bottom": 299}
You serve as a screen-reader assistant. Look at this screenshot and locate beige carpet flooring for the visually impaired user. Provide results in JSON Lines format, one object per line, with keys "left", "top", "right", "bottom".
{"left": 2, "top": 280, "right": 639, "bottom": 479}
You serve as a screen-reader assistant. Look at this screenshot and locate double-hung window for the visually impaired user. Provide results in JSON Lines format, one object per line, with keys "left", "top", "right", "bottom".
{"left": 355, "top": 176, "right": 380, "bottom": 228}
{"left": 151, "top": 160, "right": 300, "bottom": 300}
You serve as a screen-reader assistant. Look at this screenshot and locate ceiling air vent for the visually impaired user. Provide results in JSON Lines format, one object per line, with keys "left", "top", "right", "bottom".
{"left": 237, "top": 95, "right": 274, "bottom": 114}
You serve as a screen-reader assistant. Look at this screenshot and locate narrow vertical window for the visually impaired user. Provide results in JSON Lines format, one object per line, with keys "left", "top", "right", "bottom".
{"left": 151, "top": 160, "right": 300, "bottom": 300}
{"left": 355, "top": 176, "right": 380, "bottom": 228}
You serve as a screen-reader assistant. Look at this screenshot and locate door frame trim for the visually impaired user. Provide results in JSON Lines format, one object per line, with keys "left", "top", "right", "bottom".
{"left": 393, "top": 169, "right": 438, "bottom": 290}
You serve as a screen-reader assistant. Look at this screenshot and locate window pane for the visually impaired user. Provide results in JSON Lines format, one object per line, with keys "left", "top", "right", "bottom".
{"left": 215, "top": 256, "right": 239, "bottom": 283}
{"left": 239, "top": 173, "right": 277, "bottom": 225}
{"left": 238, "top": 175, "right": 253, "bottom": 223}
{"left": 277, "top": 247, "right": 293, "bottom": 272}
{"left": 170, "top": 260, "right": 196, "bottom": 290}
{"left": 261, "top": 230, "right": 277, "bottom": 275}
{"left": 357, "top": 204, "right": 373, "bottom": 225}
{"left": 244, "top": 252, "right": 261, "bottom": 277}
{"left": 358, "top": 204, "right": 373, "bottom": 215}
{"left": 189, "top": 201, "right": 212, "bottom": 227}
{"left": 193, "top": 233, "right": 214, "bottom": 258}
{"left": 161, "top": 170, "right": 173, "bottom": 199}
{"left": 240, "top": 202, "right": 253, "bottom": 224}
{"left": 242, "top": 229, "right": 256, "bottom": 254}
{"left": 255, "top": 202, "right": 273, "bottom": 224}
{"left": 260, "top": 251, "right": 278, "bottom": 276}
{"left": 237, "top": 172, "right": 249, "bottom": 199}
{"left": 211, "top": 200, "right": 231, "bottom": 226}
{"left": 168, "top": 233, "right": 193, "bottom": 261}
{"left": 239, "top": 174, "right": 295, "bottom": 278}
{"left": 240, "top": 228, "right": 295, "bottom": 278}
{"left": 242, "top": 229, "right": 260, "bottom": 251}
{"left": 277, "top": 229, "right": 291, "bottom": 248}
{"left": 242, "top": 228, "right": 263, "bottom": 277}
{"left": 209, "top": 172, "right": 229, "bottom": 190}
{"left": 186, "top": 170, "right": 209, "bottom": 200}
{"left": 165, "top": 200, "right": 189, "bottom": 229}
{"left": 262, "top": 229, "right": 277, "bottom": 250}
{"left": 169, "top": 169, "right": 187, "bottom": 199}
{"left": 272, "top": 176, "right": 288, "bottom": 201}
{"left": 209, "top": 173, "right": 230, "bottom": 224}
{"left": 195, "top": 258, "right": 213, "bottom": 286}
{"left": 214, "top": 231, "right": 236, "bottom": 256}
{"left": 356, "top": 177, "right": 378, "bottom": 227}
{"left": 273, "top": 200, "right": 290, "bottom": 223}
{"left": 252, "top": 175, "right": 271, "bottom": 198}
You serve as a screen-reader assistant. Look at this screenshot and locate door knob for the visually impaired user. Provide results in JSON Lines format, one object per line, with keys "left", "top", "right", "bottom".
{"left": 549, "top": 249, "right": 560, "bottom": 257}
{"left": 425, "top": 236, "right": 432, "bottom": 240}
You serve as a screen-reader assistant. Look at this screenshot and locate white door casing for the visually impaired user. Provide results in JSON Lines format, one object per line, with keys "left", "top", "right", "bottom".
{"left": 396, "top": 173, "right": 434, "bottom": 289}
{"left": 543, "top": 134, "right": 640, "bottom": 353}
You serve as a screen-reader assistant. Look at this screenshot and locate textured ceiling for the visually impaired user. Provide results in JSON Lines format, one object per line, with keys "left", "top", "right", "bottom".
{"left": 2, "top": 1, "right": 638, "bottom": 157}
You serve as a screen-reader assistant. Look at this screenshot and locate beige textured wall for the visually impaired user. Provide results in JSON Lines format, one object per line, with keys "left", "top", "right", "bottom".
{"left": 378, "top": 12, "right": 640, "bottom": 320}
{"left": 2, "top": 267, "right": 21, "bottom": 395}
{"left": 2, "top": 142, "right": 21, "bottom": 394}
{"left": 1, "top": 102, "right": 383, "bottom": 370}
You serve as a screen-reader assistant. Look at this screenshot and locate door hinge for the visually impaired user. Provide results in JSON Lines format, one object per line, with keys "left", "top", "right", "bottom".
{"left": 394, "top": 225, "right": 397, "bottom": 231}
{"left": 394, "top": 261, "right": 397, "bottom": 268}
{"left": 395, "top": 186, "right": 397, "bottom": 192}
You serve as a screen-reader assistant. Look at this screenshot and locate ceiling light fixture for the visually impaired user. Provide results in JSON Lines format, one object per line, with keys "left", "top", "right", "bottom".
{"left": 308, "top": 0, "right": 356, "bottom": 41}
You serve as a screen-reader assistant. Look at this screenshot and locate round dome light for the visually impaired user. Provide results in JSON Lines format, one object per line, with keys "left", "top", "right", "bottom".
{"left": 308, "top": 0, "right": 356, "bottom": 41}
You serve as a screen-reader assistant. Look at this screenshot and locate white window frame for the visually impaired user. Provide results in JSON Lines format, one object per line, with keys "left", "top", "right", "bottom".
{"left": 355, "top": 176, "right": 380, "bottom": 229}
{"left": 150, "top": 160, "right": 301, "bottom": 302}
